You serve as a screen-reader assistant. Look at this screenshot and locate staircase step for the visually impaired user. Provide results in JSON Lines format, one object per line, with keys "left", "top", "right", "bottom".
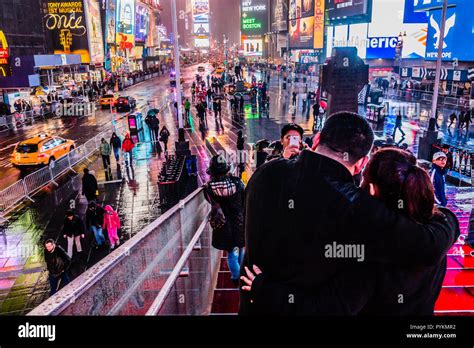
{"left": 442, "top": 269, "right": 474, "bottom": 287}
{"left": 435, "top": 287, "right": 474, "bottom": 313}
{"left": 216, "top": 271, "right": 239, "bottom": 289}
{"left": 211, "top": 289, "right": 240, "bottom": 314}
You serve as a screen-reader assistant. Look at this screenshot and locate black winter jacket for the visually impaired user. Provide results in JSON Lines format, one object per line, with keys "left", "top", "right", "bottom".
{"left": 204, "top": 176, "right": 245, "bottom": 251}
{"left": 62, "top": 215, "right": 86, "bottom": 237}
{"left": 110, "top": 135, "right": 121, "bottom": 149}
{"left": 85, "top": 205, "right": 105, "bottom": 228}
{"left": 248, "top": 207, "right": 459, "bottom": 315}
{"left": 240, "top": 151, "right": 460, "bottom": 315}
{"left": 82, "top": 173, "right": 98, "bottom": 198}
{"left": 45, "top": 245, "right": 71, "bottom": 278}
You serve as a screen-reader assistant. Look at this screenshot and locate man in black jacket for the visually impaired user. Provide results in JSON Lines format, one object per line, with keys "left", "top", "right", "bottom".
{"left": 62, "top": 210, "right": 86, "bottom": 258}
{"left": 44, "top": 239, "right": 71, "bottom": 296}
{"left": 240, "top": 112, "right": 459, "bottom": 315}
{"left": 82, "top": 168, "right": 98, "bottom": 202}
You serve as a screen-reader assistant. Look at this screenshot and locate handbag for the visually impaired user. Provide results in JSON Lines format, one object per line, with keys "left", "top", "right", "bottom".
{"left": 205, "top": 184, "right": 226, "bottom": 230}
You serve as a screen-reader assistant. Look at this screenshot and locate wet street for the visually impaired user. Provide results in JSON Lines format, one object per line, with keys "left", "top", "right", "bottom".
{"left": 0, "top": 63, "right": 473, "bottom": 315}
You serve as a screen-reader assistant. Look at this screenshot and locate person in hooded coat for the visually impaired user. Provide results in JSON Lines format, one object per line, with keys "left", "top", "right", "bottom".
{"left": 204, "top": 155, "right": 245, "bottom": 285}
{"left": 121, "top": 134, "right": 135, "bottom": 166}
{"left": 103, "top": 205, "right": 121, "bottom": 250}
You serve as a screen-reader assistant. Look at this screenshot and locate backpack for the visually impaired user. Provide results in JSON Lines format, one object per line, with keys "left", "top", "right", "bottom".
{"left": 204, "top": 184, "right": 226, "bottom": 230}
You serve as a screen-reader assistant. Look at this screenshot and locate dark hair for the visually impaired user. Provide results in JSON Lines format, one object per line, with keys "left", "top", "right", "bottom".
{"left": 319, "top": 112, "right": 374, "bottom": 165}
{"left": 44, "top": 239, "right": 55, "bottom": 246}
{"left": 83, "top": 168, "right": 89, "bottom": 174}
{"left": 65, "top": 210, "right": 74, "bottom": 217}
{"left": 281, "top": 123, "right": 304, "bottom": 139}
{"left": 361, "top": 148, "right": 435, "bottom": 223}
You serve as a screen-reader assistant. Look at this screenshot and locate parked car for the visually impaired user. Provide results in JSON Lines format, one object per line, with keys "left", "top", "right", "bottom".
{"left": 116, "top": 96, "right": 137, "bottom": 112}
{"left": 11, "top": 134, "right": 75, "bottom": 167}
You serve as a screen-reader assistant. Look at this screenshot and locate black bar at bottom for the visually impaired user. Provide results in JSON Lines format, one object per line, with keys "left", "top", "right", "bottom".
{"left": 0, "top": 316, "right": 473, "bottom": 346}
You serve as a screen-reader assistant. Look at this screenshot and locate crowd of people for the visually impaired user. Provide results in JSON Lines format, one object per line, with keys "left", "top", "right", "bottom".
{"left": 204, "top": 111, "right": 460, "bottom": 316}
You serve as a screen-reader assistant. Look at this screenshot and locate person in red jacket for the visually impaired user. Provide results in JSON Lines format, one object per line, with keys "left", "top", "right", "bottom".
{"left": 103, "top": 205, "right": 121, "bottom": 250}
{"left": 121, "top": 133, "right": 135, "bottom": 166}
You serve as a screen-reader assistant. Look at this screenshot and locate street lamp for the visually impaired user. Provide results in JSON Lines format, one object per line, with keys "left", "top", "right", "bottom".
{"left": 170, "top": 0, "right": 187, "bottom": 148}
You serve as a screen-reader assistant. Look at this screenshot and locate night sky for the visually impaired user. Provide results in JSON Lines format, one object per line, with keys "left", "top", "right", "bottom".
{"left": 210, "top": 0, "right": 241, "bottom": 45}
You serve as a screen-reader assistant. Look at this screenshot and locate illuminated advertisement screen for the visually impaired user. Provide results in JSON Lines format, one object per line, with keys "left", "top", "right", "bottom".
{"left": 413, "top": 0, "right": 456, "bottom": 12}
{"left": 243, "top": 38, "right": 263, "bottom": 56}
{"left": 135, "top": 4, "right": 150, "bottom": 42}
{"left": 42, "top": 0, "right": 90, "bottom": 63}
{"left": 241, "top": 0, "right": 269, "bottom": 36}
{"left": 194, "top": 38, "right": 210, "bottom": 47}
{"left": 192, "top": 0, "right": 210, "bottom": 23}
{"left": 289, "top": 0, "right": 315, "bottom": 20}
{"left": 425, "top": 0, "right": 474, "bottom": 61}
{"left": 289, "top": 16, "right": 315, "bottom": 48}
{"left": 105, "top": 0, "right": 116, "bottom": 44}
{"left": 327, "top": 0, "right": 370, "bottom": 21}
{"left": 116, "top": 0, "right": 135, "bottom": 49}
{"left": 327, "top": 0, "right": 429, "bottom": 59}
{"left": 84, "top": 0, "right": 105, "bottom": 65}
{"left": 314, "top": 0, "right": 325, "bottom": 49}
{"left": 271, "top": 0, "right": 288, "bottom": 32}
{"left": 194, "top": 23, "right": 210, "bottom": 35}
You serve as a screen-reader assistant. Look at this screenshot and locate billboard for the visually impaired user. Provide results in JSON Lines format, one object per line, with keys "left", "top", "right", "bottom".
{"left": 289, "top": 16, "right": 315, "bottom": 48}
{"left": 0, "top": 30, "right": 11, "bottom": 77}
{"left": 425, "top": 1, "right": 474, "bottom": 61}
{"left": 289, "top": 0, "right": 315, "bottom": 20}
{"left": 413, "top": 0, "right": 456, "bottom": 11}
{"left": 84, "top": 0, "right": 105, "bottom": 65}
{"left": 192, "top": 0, "right": 210, "bottom": 48}
{"left": 194, "top": 23, "right": 210, "bottom": 35}
{"left": 192, "top": 0, "right": 210, "bottom": 23}
{"left": 314, "top": 0, "right": 325, "bottom": 49}
{"left": 241, "top": 0, "right": 269, "bottom": 36}
{"left": 194, "top": 38, "right": 210, "bottom": 48}
{"left": 105, "top": 0, "right": 116, "bottom": 44}
{"left": 327, "top": 0, "right": 371, "bottom": 21}
{"left": 42, "top": 0, "right": 90, "bottom": 63}
{"left": 327, "top": 0, "right": 429, "bottom": 59}
{"left": 243, "top": 38, "right": 263, "bottom": 56}
{"left": 271, "top": 0, "right": 288, "bottom": 32}
{"left": 116, "top": 0, "right": 135, "bottom": 50}
{"left": 135, "top": 4, "right": 150, "bottom": 43}
{"left": 289, "top": 0, "right": 313, "bottom": 49}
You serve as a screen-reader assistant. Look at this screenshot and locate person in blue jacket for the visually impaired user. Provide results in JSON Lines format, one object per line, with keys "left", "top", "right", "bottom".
{"left": 430, "top": 151, "right": 448, "bottom": 207}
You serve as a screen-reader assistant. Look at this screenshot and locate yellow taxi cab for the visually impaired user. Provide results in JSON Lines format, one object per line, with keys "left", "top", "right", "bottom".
{"left": 11, "top": 134, "right": 76, "bottom": 166}
{"left": 99, "top": 94, "right": 117, "bottom": 108}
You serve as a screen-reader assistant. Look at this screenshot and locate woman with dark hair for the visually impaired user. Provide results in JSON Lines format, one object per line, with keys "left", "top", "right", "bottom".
{"left": 241, "top": 148, "right": 459, "bottom": 315}
{"left": 204, "top": 155, "right": 246, "bottom": 285}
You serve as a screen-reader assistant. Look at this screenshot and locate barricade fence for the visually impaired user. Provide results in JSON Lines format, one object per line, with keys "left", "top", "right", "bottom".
{"left": 432, "top": 143, "right": 473, "bottom": 179}
{"left": 0, "top": 96, "right": 165, "bottom": 217}
{"left": 0, "top": 123, "right": 125, "bottom": 217}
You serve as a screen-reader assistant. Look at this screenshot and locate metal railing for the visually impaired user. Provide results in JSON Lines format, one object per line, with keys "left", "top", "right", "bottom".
{"left": 385, "top": 88, "right": 471, "bottom": 109}
{"left": 0, "top": 124, "right": 124, "bottom": 216}
{"left": 27, "top": 187, "right": 218, "bottom": 316}
{"left": 0, "top": 95, "right": 167, "bottom": 218}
